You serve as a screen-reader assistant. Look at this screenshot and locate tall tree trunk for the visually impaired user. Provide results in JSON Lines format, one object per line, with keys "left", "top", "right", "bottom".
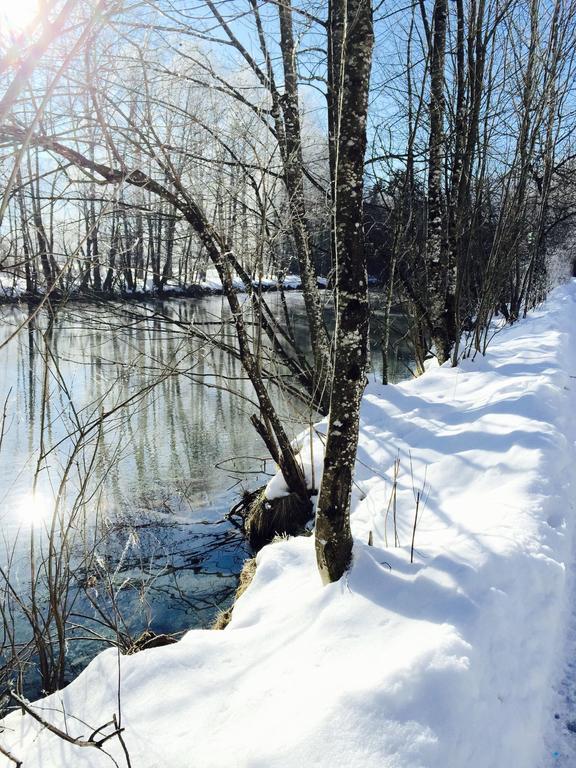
{"left": 315, "top": 0, "right": 374, "bottom": 584}
{"left": 427, "top": 0, "right": 451, "bottom": 363}
{"left": 27, "top": 150, "right": 53, "bottom": 290}
{"left": 276, "top": 0, "right": 333, "bottom": 401}
{"left": 15, "top": 170, "right": 35, "bottom": 293}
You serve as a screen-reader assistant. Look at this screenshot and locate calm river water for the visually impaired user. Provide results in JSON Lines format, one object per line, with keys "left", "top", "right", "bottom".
{"left": 0, "top": 291, "right": 410, "bottom": 695}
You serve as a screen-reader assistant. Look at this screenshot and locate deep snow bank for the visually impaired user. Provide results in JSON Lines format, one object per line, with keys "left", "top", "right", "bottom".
{"left": 2, "top": 283, "right": 576, "bottom": 768}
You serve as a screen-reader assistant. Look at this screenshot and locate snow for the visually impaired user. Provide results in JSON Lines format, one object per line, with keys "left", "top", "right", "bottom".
{"left": 252, "top": 277, "right": 277, "bottom": 288}
{"left": 198, "top": 274, "right": 306, "bottom": 293}
{"left": 3, "top": 282, "right": 576, "bottom": 767}
{"left": 162, "top": 278, "right": 186, "bottom": 293}
{"left": 200, "top": 275, "right": 246, "bottom": 292}
{"left": 0, "top": 271, "right": 315, "bottom": 300}
{"left": 281, "top": 274, "right": 302, "bottom": 289}
{"left": 0, "top": 272, "right": 27, "bottom": 298}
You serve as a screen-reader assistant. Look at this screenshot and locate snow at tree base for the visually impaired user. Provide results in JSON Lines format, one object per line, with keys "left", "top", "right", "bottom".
{"left": 4, "top": 282, "right": 576, "bottom": 768}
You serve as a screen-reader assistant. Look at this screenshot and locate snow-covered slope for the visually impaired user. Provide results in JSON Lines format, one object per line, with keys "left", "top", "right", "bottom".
{"left": 3, "top": 283, "right": 576, "bottom": 768}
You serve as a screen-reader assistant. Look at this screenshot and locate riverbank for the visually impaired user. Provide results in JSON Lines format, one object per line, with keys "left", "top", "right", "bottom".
{"left": 0, "top": 272, "right": 328, "bottom": 305}
{"left": 2, "top": 282, "right": 576, "bottom": 767}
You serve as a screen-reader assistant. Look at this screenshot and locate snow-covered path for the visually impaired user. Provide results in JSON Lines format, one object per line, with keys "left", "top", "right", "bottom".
{"left": 544, "top": 549, "right": 576, "bottom": 766}
{"left": 544, "top": 522, "right": 576, "bottom": 764}
{"left": 521, "top": 285, "right": 576, "bottom": 767}
{"left": 3, "top": 283, "right": 576, "bottom": 768}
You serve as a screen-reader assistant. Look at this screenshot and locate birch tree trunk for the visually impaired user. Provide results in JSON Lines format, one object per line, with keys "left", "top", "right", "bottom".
{"left": 315, "top": 0, "right": 374, "bottom": 584}
{"left": 276, "top": 0, "right": 333, "bottom": 402}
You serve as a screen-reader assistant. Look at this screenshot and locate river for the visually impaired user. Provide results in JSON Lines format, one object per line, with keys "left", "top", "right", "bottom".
{"left": 0, "top": 291, "right": 411, "bottom": 697}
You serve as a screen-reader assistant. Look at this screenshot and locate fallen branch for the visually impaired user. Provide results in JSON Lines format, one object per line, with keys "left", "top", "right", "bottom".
{"left": 8, "top": 691, "right": 129, "bottom": 767}
{"left": 0, "top": 742, "right": 22, "bottom": 768}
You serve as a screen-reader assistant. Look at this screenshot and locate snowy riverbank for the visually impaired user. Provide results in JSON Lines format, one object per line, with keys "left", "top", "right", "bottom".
{"left": 2, "top": 282, "right": 576, "bottom": 767}
{"left": 0, "top": 271, "right": 327, "bottom": 303}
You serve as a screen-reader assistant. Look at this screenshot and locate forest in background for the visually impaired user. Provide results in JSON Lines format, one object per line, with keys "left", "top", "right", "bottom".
{"left": 2, "top": 0, "right": 576, "bottom": 364}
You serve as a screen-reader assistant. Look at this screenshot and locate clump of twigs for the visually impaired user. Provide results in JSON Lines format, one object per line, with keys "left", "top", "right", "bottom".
{"left": 384, "top": 454, "right": 401, "bottom": 547}
{"left": 227, "top": 486, "right": 265, "bottom": 534}
{"left": 379, "top": 452, "right": 428, "bottom": 562}
{"left": 243, "top": 490, "right": 313, "bottom": 552}
{"left": 409, "top": 453, "right": 428, "bottom": 564}
{"left": 126, "top": 630, "right": 178, "bottom": 654}
{"left": 213, "top": 557, "right": 257, "bottom": 630}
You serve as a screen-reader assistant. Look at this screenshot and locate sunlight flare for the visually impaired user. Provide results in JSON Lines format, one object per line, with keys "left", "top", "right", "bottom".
{"left": 0, "top": 0, "right": 40, "bottom": 33}
{"left": 17, "top": 491, "right": 52, "bottom": 525}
